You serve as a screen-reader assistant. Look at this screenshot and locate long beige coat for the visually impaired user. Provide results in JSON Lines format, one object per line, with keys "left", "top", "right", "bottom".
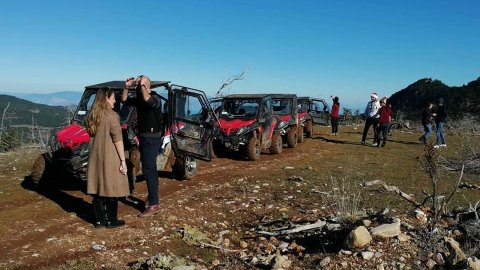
{"left": 87, "top": 110, "right": 129, "bottom": 197}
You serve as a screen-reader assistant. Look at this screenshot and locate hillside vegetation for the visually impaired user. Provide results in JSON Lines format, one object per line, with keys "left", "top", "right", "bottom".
{"left": 0, "top": 94, "right": 70, "bottom": 127}
{"left": 388, "top": 77, "right": 480, "bottom": 120}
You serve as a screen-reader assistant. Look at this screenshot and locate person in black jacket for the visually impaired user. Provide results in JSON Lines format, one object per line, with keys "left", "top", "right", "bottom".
{"left": 418, "top": 101, "right": 434, "bottom": 144}
{"left": 434, "top": 98, "right": 447, "bottom": 148}
{"left": 122, "top": 75, "right": 164, "bottom": 217}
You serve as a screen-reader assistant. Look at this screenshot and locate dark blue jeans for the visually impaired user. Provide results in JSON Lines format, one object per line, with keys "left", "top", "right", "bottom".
{"left": 423, "top": 123, "right": 432, "bottom": 140}
{"left": 436, "top": 122, "right": 446, "bottom": 145}
{"left": 139, "top": 136, "right": 162, "bottom": 206}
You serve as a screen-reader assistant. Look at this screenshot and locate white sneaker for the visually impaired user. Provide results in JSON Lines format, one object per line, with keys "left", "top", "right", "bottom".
{"left": 372, "top": 143, "right": 378, "bottom": 147}
{"left": 440, "top": 144, "right": 447, "bottom": 147}
{"left": 434, "top": 145, "right": 440, "bottom": 149}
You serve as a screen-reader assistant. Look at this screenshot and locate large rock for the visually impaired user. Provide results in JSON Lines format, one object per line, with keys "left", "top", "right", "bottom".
{"left": 344, "top": 226, "right": 372, "bottom": 249}
{"left": 370, "top": 220, "right": 401, "bottom": 238}
{"left": 271, "top": 253, "right": 291, "bottom": 270}
{"left": 467, "top": 256, "right": 480, "bottom": 270}
{"left": 444, "top": 237, "right": 466, "bottom": 266}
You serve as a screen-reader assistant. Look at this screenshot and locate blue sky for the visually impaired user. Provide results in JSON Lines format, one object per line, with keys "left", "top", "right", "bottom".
{"left": 0, "top": 0, "right": 478, "bottom": 109}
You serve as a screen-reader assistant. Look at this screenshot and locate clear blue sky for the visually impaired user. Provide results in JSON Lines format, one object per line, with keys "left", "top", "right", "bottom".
{"left": 1, "top": 0, "right": 478, "bottom": 109}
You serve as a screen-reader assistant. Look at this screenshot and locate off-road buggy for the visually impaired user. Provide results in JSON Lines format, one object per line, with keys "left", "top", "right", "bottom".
{"left": 270, "top": 94, "right": 299, "bottom": 146}
{"left": 31, "top": 81, "right": 216, "bottom": 188}
{"left": 297, "top": 97, "right": 330, "bottom": 139}
{"left": 212, "top": 94, "right": 283, "bottom": 161}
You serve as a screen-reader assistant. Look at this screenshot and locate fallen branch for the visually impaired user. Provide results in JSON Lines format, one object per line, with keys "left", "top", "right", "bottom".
{"left": 257, "top": 220, "right": 326, "bottom": 236}
{"left": 459, "top": 182, "right": 480, "bottom": 190}
{"left": 199, "top": 242, "right": 246, "bottom": 253}
{"left": 363, "top": 180, "right": 422, "bottom": 207}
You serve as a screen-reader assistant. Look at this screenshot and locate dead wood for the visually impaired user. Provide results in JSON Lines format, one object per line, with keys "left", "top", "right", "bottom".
{"left": 363, "top": 180, "right": 422, "bottom": 207}
{"left": 257, "top": 220, "right": 327, "bottom": 236}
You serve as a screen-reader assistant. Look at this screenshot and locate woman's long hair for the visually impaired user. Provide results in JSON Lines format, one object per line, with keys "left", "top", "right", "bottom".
{"left": 85, "top": 88, "right": 114, "bottom": 136}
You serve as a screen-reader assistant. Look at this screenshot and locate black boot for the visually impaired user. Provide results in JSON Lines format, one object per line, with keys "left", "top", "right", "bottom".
{"left": 105, "top": 198, "right": 125, "bottom": 229}
{"left": 93, "top": 196, "right": 107, "bottom": 228}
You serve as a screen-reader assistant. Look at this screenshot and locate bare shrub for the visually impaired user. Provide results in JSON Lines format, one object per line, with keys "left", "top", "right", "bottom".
{"left": 439, "top": 136, "right": 480, "bottom": 175}
{"left": 320, "top": 176, "right": 363, "bottom": 224}
{"left": 449, "top": 114, "right": 480, "bottom": 135}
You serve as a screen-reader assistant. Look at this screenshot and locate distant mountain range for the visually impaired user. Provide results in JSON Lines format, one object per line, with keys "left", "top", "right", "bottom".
{"left": 388, "top": 77, "right": 480, "bottom": 120}
{"left": 0, "top": 91, "right": 82, "bottom": 106}
{"left": 0, "top": 94, "right": 70, "bottom": 127}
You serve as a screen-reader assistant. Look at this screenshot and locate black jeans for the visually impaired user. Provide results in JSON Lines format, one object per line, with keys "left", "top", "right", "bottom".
{"left": 139, "top": 136, "right": 162, "bottom": 206}
{"left": 362, "top": 117, "right": 379, "bottom": 143}
{"left": 331, "top": 118, "right": 339, "bottom": 134}
{"left": 376, "top": 123, "right": 390, "bottom": 145}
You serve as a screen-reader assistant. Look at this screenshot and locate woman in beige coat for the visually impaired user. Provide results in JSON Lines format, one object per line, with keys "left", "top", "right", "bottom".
{"left": 86, "top": 88, "right": 129, "bottom": 228}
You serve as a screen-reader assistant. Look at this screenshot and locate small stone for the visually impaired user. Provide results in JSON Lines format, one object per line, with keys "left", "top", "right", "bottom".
{"left": 397, "top": 233, "right": 411, "bottom": 242}
{"left": 426, "top": 259, "right": 436, "bottom": 269}
{"left": 375, "top": 252, "right": 382, "bottom": 258}
{"left": 363, "top": 219, "right": 372, "bottom": 227}
{"left": 345, "top": 226, "right": 372, "bottom": 249}
{"left": 444, "top": 237, "right": 466, "bottom": 265}
{"left": 340, "top": 249, "right": 352, "bottom": 255}
{"left": 123, "top": 248, "right": 132, "bottom": 253}
{"left": 362, "top": 251, "right": 375, "bottom": 260}
{"left": 92, "top": 244, "right": 105, "bottom": 251}
{"left": 283, "top": 166, "right": 295, "bottom": 170}
{"left": 212, "top": 259, "right": 220, "bottom": 266}
{"left": 319, "top": 256, "right": 331, "bottom": 267}
{"left": 415, "top": 209, "right": 427, "bottom": 223}
{"left": 341, "top": 261, "right": 348, "bottom": 267}
{"left": 376, "top": 264, "right": 385, "bottom": 270}
{"left": 239, "top": 241, "right": 248, "bottom": 248}
{"left": 370, "top": 220, "right": 401, "bottom": 238}
{"left": 467, "top": 256, "right": 480, "bottom": 270}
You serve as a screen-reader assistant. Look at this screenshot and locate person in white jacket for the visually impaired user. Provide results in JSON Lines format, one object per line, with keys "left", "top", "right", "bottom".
{"left": 361, "top": 92, "right": 381, "bottom": 146}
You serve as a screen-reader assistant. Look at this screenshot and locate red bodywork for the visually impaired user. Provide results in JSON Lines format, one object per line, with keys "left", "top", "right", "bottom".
{"left": 55, "top": 123, "right": 90, "bottom": 150}
{"left": 279, "top": 115, "right": 292, "bottom": 122}
{"left": 298, "top": 111, "right": 308, "bottom": 121}
{"left": 218, "top": 119, "right": 256, "bottom": 136}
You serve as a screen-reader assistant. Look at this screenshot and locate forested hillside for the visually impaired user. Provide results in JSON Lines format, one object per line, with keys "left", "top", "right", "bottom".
{"left": 388, "top": 77, "right": 480, "bottom": 120}
{"left": 0, "top": 94, "right": 70, "bottom": 127}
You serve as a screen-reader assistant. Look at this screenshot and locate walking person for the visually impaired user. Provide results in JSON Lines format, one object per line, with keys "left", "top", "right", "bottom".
{"left": 361, "top": 92, "right": 381, "bottom": 146}
{"left": 418, "top": 101, "right": 434, "bottom": 144}
{"left": 122, "top": 75, "right": 164, "bottom": 217}
{"left": 86, "top": 88, "right": 129, "bottom": 228}
{"left": 375, "top": 97, "right": 393, "bottom": 147}
{"left": 330, "top": 96, "right": 340, "bottom": 135}
{"left": 434, "top": 98, "right": 447, "bottom": 148}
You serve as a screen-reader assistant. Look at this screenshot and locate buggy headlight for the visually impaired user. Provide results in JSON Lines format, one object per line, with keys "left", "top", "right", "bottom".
{"left": 236, "top": 127, "right": 249, "bottom": 136}
{"left": 278, "top": 121, "right": 287, "bottom": 129}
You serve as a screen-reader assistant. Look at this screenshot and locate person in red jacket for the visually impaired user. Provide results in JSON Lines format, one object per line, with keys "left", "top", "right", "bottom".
{"left": 330, "top": 96, "right": 340, "bottom": 135}
{"left": 375, "top": 97, "right": 393, "bottom": 147}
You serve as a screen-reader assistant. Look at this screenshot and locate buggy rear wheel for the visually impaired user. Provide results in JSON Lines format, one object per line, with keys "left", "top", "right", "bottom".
{"left": 305, "top": 120, "right": 313, "bottom": 138}
{"left": 286, "top": 127, "right": 298, "bottom": 148}
{"left": 246, "top": 135, "right": 261, "bottom": 161}
{"left": 269, "top": 133, "right": 283, "bottom": 154}
{"left": 297, "top": 125, "right": 304, "bottom": 143}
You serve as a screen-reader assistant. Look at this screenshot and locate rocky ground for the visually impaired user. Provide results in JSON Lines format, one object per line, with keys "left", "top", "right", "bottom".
{"left": 0, "top": 125, "right": 478, "bottom": 270}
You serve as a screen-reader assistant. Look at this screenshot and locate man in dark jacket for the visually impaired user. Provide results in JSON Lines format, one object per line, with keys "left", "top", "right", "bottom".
{"left": 434, "top": 98, "right": 447, "bottom": 148}
{"left": 419, "top": 101, "right": 433, "bottom": 144}
{"left": 122, "top": 75, "right": 164, "bottom": 217}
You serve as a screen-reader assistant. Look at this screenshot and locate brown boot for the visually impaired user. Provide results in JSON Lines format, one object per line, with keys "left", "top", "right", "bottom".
{"left": 139, "top": 205, "right": 160, "bottom": 218}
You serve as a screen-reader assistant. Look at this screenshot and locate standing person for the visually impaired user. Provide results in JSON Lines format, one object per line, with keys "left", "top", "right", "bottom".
{"left": 86, "top": 88, "right": 129, "bottom": 228}
{"left": 418, "top": 101, "right": 434, "bottom": 144}
{"left": 375, "top": 97, "right": 393, "bottom": 147}
{"left": 330, "top": 96, "right": 340, "bottom": 135}
{"left": 361, "top": 92, "right": 381, "bottom": 146}
{"left": 122, "top": 75, "right": 164, "bottom": 217}
{"left": 434, "top": 98, "right": 447, "bottom": 148}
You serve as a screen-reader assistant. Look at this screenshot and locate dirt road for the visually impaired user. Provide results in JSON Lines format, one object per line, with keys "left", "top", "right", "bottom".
{"left": 0, "top": 126, "right": 476, "bottom": 269}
